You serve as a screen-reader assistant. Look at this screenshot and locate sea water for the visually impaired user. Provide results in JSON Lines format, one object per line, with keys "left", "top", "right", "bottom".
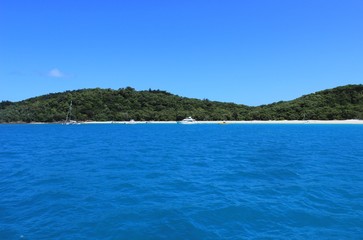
{"left": 0, "top": 124, "right": 362, "bottom": 239}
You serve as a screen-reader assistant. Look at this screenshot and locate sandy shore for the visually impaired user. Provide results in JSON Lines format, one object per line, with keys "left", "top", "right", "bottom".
{"left": 2, "top": 119, "right": 361, "bottom": 125}
{"left": 80, "top": 120, "right": 363, "bottom": 125}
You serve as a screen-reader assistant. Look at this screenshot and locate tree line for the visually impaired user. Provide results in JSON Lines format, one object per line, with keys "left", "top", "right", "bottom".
{"left": 0, "top": 85, "right": 362, "bottom": 122}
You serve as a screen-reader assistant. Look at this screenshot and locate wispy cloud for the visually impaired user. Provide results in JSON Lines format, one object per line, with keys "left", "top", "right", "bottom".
{"left": 48, "top": 68, "right": 65, "bottom": 78}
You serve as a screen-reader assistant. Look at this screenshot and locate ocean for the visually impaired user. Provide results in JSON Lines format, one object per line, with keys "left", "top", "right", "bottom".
{"left": 1, "top": 124, "right": 362, "bottom": 239}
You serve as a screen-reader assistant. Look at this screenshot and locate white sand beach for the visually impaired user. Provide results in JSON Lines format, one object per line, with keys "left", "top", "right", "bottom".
{"left": 79, "top": 120, "right": 363, "bottom": 125}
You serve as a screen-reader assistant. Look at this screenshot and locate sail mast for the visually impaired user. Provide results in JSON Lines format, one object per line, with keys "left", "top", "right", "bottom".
{"left": 66, "top": 100, "right": 72, "bottom": 122}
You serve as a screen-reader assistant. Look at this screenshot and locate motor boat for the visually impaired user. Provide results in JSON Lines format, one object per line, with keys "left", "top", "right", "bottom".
{"left": 178, "top": 116, "right": 196, "bottom": 124}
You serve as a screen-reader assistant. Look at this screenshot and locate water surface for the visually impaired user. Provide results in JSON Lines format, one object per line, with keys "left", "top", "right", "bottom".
{"left": 1, "top": 124, "right": 362, "bottom": 239}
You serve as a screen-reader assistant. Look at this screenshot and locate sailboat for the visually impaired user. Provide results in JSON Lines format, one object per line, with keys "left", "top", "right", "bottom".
{"left": 64, "top": 101, "right": 78, "bottom": 125}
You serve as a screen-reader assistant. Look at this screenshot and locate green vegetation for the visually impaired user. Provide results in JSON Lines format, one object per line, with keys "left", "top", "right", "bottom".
{"left": 249, "top": 84, "right": 363, "bottom": 120}
{"left": 0, "top": 85, "right": 362, "bottom": 122}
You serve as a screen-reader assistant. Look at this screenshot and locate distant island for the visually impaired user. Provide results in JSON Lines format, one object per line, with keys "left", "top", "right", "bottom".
{"left": 0, "top": 85, "right": 362, "bottom": 123}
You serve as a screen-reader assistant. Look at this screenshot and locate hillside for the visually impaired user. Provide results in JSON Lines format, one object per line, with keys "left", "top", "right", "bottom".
{"left": 249, "top": 84, "right": 363, "bottom": 120}
{"left": 0, "top": 87, "right": 249, "bottom": 122}
{"left": 0, "top": 85, "right": 362, "bottom": 122}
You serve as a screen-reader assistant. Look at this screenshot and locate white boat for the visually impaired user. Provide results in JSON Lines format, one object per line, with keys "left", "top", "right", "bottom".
{"left": 64, "top": 101, "right": 79, "bottom": 125}
{"left": 178, "top": 116, "right": 196, "bottom": 124}
{"left": 126, "top": 119, "right": 136, "bottom": 124}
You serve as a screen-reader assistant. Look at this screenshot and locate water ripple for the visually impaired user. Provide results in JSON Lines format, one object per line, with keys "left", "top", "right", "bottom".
{"left": 1, "top": 124, "right": 363, "bottom": 239}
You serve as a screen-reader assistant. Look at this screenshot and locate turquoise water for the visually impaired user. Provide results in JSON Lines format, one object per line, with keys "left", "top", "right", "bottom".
{"left": 1, "top": 124, "right": 363, "bottom": 239}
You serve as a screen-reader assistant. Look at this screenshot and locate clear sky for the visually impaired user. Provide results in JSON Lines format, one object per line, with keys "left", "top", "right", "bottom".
{"left": 1, "top": 0, "right": 362, "bottom": 106}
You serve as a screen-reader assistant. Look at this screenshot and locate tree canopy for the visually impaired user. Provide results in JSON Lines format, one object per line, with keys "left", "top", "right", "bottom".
{"left": 0, "top": 85, "right": 362, "bottom": 122}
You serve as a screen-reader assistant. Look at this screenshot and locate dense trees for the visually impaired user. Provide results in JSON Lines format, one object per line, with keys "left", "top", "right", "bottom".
{"left": 249, "top": 85, "right": 363, "bottom": 120}
{"left": 0, "top": 85, "right": 362, "bottom": 122}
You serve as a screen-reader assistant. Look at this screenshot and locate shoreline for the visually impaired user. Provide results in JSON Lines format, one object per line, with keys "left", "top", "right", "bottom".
{"left": 2, "top": 119, "right": 363, "bottom": 125}
{"left": 82, "top": 120, "right": 363, "bottom": 124}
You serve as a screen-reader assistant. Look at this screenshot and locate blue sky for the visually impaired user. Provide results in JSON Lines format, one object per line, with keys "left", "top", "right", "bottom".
{"left": 1, "top": 0, "right": 362, "bottom": 106}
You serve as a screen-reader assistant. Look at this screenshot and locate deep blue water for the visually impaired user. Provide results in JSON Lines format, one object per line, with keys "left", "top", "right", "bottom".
{"left": 1, "top": 124, "right": 363, "bottom": 239}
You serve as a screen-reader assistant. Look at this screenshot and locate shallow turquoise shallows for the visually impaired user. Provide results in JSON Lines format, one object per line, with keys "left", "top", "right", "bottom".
{"left": 1, "top": 124, "right": 363, "bottom": 239}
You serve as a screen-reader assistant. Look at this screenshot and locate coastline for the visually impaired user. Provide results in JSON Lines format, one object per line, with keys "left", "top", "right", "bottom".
{"left": 82, "top": 120, "right": 363, "bottom": 124}
{"left": 3, "top": 119, "right": 362, "bottom": 125}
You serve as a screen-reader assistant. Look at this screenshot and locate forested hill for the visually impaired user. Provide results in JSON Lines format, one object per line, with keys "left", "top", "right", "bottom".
{"left": 248, "top": 84, "right": 363, "bottom": 120}
{"left": 0, "top": 87, "right": 249, "bottom": 122}
{"left": 0, "top": 85, "right": 362, "bottom": 122}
